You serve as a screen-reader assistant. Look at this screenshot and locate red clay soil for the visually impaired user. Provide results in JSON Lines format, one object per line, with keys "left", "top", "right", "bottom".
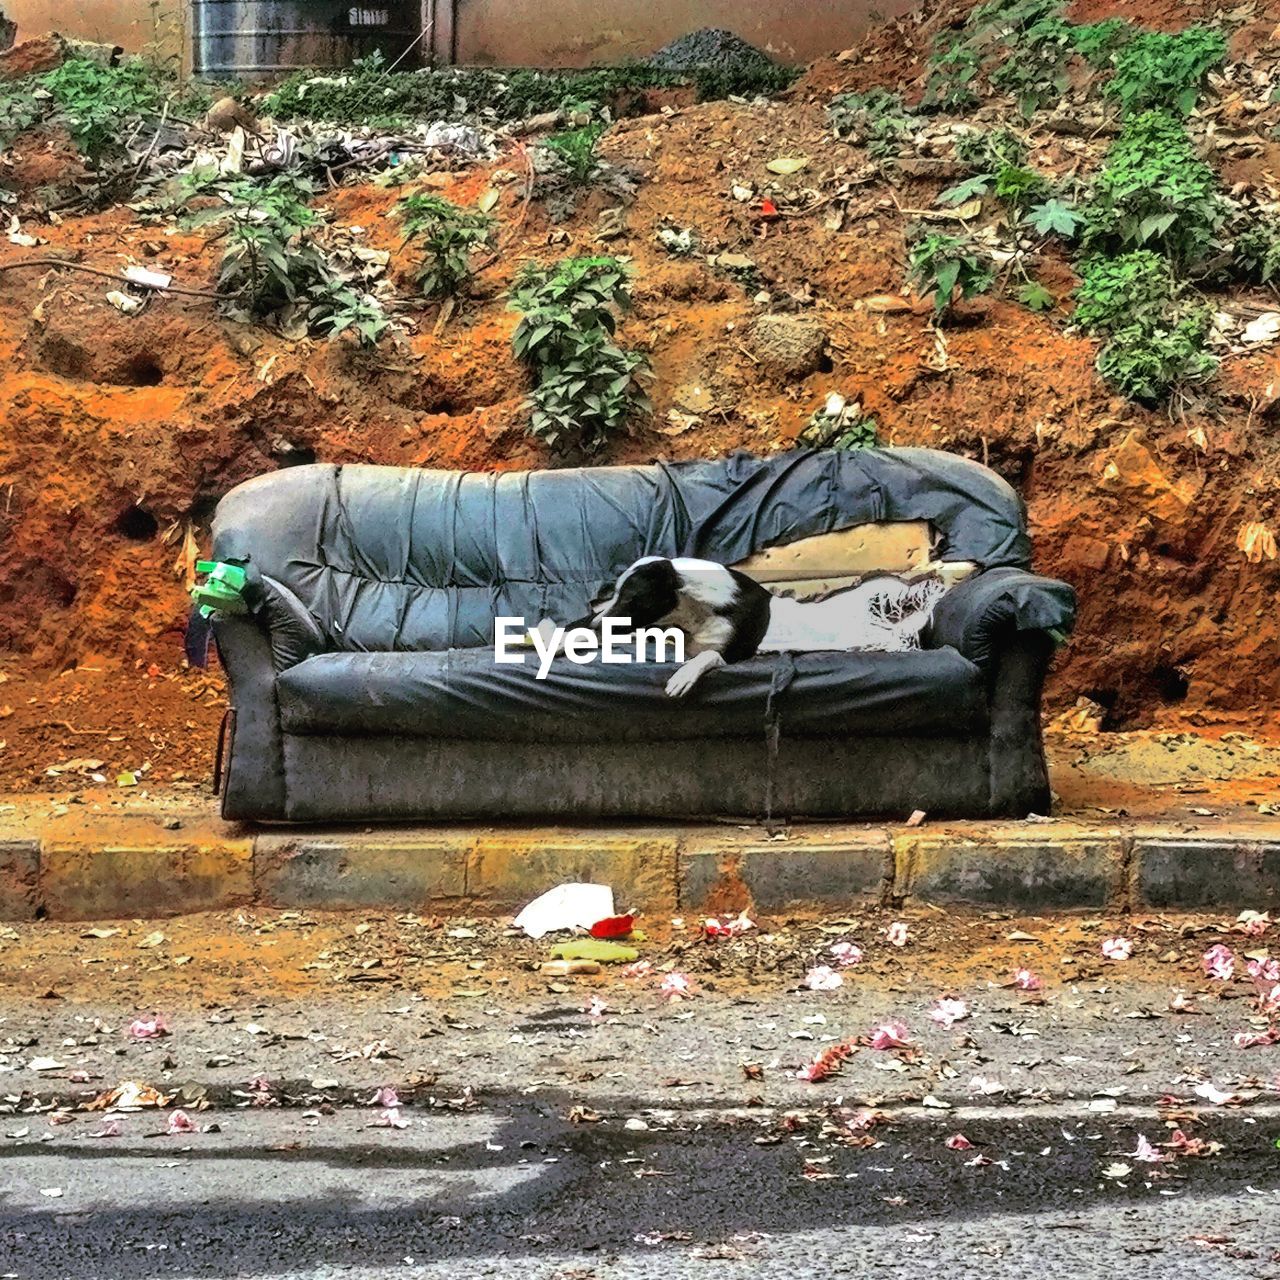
{"left": 1, "top": 0, "right": 1279, "bottom": 792}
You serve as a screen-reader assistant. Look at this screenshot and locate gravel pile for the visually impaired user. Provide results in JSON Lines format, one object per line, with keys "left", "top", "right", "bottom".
{"left": 648, "top": 27, "right": 776, "bottom": 72}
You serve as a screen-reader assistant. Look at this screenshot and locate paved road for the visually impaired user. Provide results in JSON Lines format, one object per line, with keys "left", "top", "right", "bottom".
{"left": 1, "top": 1102, "right": 1278, "bottom": 1279}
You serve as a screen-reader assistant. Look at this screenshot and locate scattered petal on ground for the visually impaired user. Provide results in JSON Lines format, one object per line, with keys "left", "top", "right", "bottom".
{"left": 885, "top": 922, "right": 909, "bottom": 947}
{"left": 1012, "top": 968, "right": 1041, "bottom": 991}
{"left": 1202, "top": 944, "right": 1235, "bottom": 981}
{"left": 660, "top": 973, "right": 694, "bottom": 1002}
{"left": 944, "top": 1133, "right": 973, "bottom": 1150}
{"left": 1101, "top": 937, "right": 1132, "bottom": 961}
{"left": 830, "top": 941, "right": 863, "bottom": 967}
{"left": 166, "top": 1110, "right": 197, "bottom": 1135}
{"left": 804, "top": 965, "right": 843, "bottom": 991}
{"left": 929, "top": 997, "right": 969, "bottom": 1029}
{"left": 127, "top": 1015, "right": 169, "bottom": 1039}
{"left": 1130, "top": 1134, "right": 1167, "bottom": 1163}
{"left": 869, "top": 1021, "right": 912, "bottom": 1050}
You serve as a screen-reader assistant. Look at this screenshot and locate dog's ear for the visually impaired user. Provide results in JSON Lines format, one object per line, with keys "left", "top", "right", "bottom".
{"left": 599, "top": 560, "right": 679, "bottom": 628}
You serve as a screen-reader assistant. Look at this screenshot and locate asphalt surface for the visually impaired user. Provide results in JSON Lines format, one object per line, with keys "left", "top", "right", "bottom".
{"left": 1, "top": 1102, "right": 1278, "bottom": 1279}
{"left": 1, "top": 909, "right": 1278, "bottom": 1277}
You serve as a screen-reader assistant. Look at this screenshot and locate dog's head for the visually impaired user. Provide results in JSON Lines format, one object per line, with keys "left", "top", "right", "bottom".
{"left": 589, "top": 557, "right": 680, "bottom": 629}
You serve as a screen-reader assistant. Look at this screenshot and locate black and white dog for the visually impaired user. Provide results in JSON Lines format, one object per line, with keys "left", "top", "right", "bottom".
{"left": 564, "top": 555, "right": 947, "bottom": 698}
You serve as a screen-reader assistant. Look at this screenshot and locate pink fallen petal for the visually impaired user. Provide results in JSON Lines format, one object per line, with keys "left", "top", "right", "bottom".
{"left": 660, "top": 972, "right": 694, "bottom": 1001}
{"left": 1012, "top": 968, "right": 1041, "bottom": 991}
{"left": 1129, "top": 1133, "right": 1166, "bottom": 1163}
{"left": 885, "top": 922, "right": 909, "bottom": 948}
{"left": 795, "top": 1040, "right": 857, "bottom": 1082}
{"left": 804, "top": 965, "right": 844, "bottom": 992}
{"left": 1101, "top": 937, "right": 1132, "bottom": 961}
{"left": 869, "top": 1021, "right": 912, "bottom": 1050}
{"left": 1247, "top": 957, "right": 1280, "bottom": 985}
{"left": 621, "top": 960, "right": 653, "bottom": 980}
{"left": 1233, "top": 1026, "right": 1280, "bottom": 1049}
{"left": 370, "top": 1107, "right": 410, "bottom": 1129}
{"left": 944, "top": 1133, "right": 973, "bottom": 1150}
{"left": 584, "top": 995, "right": 608, "bottom": 1019}
{"left": 830, "top": 941, "right": 864, "bottom": 968}
{"left": 372, "top": 1086, "right": 400, "bottom": 1108}
{"left": 1201, "top": 944, "right": 1235, "bottom": 981}
{"left": 127, "top": 1015, "right": 169, "bottom": 1040}
{"left": 929, "top": 997, "right": 969, "bottom": 1029}
{"left": 166, "top": 1109, "right": 197, "bottom": 1135}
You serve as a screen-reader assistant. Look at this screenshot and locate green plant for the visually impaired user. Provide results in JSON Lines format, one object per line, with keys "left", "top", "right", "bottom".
{"left": 829, "top": 89, "right": 916, "bottom": 160}
{"left": 309, "top": 284, "right": 390, "bottom": 348}
{"left": 1096, "top": 311, "right": 1217, "bottom": 402}
{"left": 41, "top": 58, "right": 168, "bottom": 168}
{"left": 394, "top": 193, "right": 494, "bottom": 299}
{"left": 922, "top": 29, "right": 982, "bottom": 111}
{"left": 906, "top": 231, "right": 994, "bottom": 318}
{"left": 1016, "top": 279, "right": 1055, "bottom": 311}
{"left": 540, "top": 123, "right": 607, "bottom": 185}
{"left": 1070, "top": 17, "right": 1132, "bottom": 67}
{"left": 1080, "top": 111, "right": 1226, "bottom": 265}
{"left": 1073, "top": 250, "right": 1177, "bottom": 332}
{"left": 798, "top": 394, "right": 879, "bottom": 450}
{"left": 508, "top": 256, "right": 650, "bottom": 454}
{"left": 954, "top": 128, "right": 1027, "bottom": 174}
{"left": 207, "top": 176, "right": 325, "bottom": 317}
{"left": 1104, "top": 26, "right": 1226, "bottom": 116}
{"left": 1025, "top": 197, "right": 1080, "bottom": 238}
{"left": 1234, "top": 217, "right": 1280, "bottom": 285}
{"left": 993, "top": 164, "right": 1050, "bottom": 212}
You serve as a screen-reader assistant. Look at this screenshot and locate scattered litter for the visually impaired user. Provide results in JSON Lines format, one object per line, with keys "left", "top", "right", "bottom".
{"left": 589, "top": 914, "right": 636, "bottom": 939}
{"left": 703, "top": 911, "right": 755, "bottom": 939}
{"left": 514, "top": 884, "right": 614, "bottom": 939}
{"left": 122, "top": 265, "right": 172, "bottom": 290}
{"left": 548, "top": 939, "right": 638, "bottom": 964}
{"left": 105, "top": 290, "right": 144, "bottom": 315}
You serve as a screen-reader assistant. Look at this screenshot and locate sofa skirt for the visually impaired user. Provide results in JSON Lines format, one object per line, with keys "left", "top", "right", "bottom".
{"left": 230, "top": 733, "right": 1008, "bottom": 823}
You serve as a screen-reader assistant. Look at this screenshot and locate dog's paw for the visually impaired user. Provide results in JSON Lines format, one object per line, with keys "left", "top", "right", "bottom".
{"left": 664, "top": 668, "right": 700, "bottom": 699}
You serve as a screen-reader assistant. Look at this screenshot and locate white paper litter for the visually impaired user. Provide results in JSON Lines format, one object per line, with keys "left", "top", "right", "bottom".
{"left": 123, "top": 265, "right": 173, "bottom": 290}
{"left": 513, "top": 883, "right": 614, "bottom": 939}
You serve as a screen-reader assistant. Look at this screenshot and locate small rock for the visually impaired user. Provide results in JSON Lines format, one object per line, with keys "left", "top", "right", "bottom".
{"left": 748, "top": 313, "right": 829, "bottom": 379}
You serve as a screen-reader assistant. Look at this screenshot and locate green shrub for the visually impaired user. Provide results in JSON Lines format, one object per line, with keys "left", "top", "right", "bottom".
{"left": 906, "top": 231, "right": 994, "bottom": 318}
{"left": 922, "top": 29, "right": 982, "bottom": 111}
{"left": 1070, "top": 18, "right": 1132, "bottom": 67}
{"left": 394, "top": 193, "right": 494, "bottom": 299}
{"left": 1104, "top": 26, "right": 1226, "bottom": 115}
{"left": 1234, "top": 217, "right": 1280, "bottom": 284}
{"left": 265, "top": 55, "right": 795, "bottom": 126}
{"left": 829, "top": 89, "right": 916, "bottom": 159}
{"left": 1080, "top": 111, "right": 1226, "bottom": 265}
{"left": 1096, "top": 311, "right": 1217, "bottom": 402}
{"left": 1073, "top": 250, "right": 1176, "bottom": 332}
{"left": 954, "top": 128, "right": 1027, "bottom": 174}
{"left": 508, "top": 256, "right": 650, "bottom": 454}
{"left": 540, "top": 123, "right": 607, "bottom": 185}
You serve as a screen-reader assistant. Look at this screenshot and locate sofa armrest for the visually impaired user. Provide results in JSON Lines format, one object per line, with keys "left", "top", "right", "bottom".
{"left": 926, "top": 566, "right": 1076, "bottom": 670}
{"left": 213, "top": 614, "right": 286, "bottom": 820}
{"left": 253, "top": 574, "right": 327, "bottom": 671}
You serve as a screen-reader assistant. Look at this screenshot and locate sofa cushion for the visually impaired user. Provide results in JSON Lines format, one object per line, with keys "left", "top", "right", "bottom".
{"left": 276, "top": 645, "right": 988, "bottom": 743}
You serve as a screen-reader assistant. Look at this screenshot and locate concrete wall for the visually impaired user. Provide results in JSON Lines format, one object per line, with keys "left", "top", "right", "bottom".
{"left": 3, "top": 0, "right": 186, "bottom": 61}
{"left": 451, "top": 0, "right": 920, "bottom": 66}
{"left": 3, "top": 0, "right": 914, "bottom": 72}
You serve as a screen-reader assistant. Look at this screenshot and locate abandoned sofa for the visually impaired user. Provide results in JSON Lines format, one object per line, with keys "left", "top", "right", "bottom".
{"left": 209, "top": 449, "right": 1076, "bottom": 823}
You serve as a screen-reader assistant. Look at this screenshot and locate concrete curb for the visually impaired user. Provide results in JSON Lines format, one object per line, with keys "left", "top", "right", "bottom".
{"left": 2, "top": 803, "right": 1279, "bottom": 920}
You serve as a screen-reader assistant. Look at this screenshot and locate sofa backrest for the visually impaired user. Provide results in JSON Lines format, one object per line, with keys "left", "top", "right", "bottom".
{"left": 211, "top": 447, "right": 1031, "bottom": 652}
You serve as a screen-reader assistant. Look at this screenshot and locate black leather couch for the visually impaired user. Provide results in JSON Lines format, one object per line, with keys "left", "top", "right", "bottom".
{"left": 210, "top": 449, "right": 1076, "bottom": 823}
